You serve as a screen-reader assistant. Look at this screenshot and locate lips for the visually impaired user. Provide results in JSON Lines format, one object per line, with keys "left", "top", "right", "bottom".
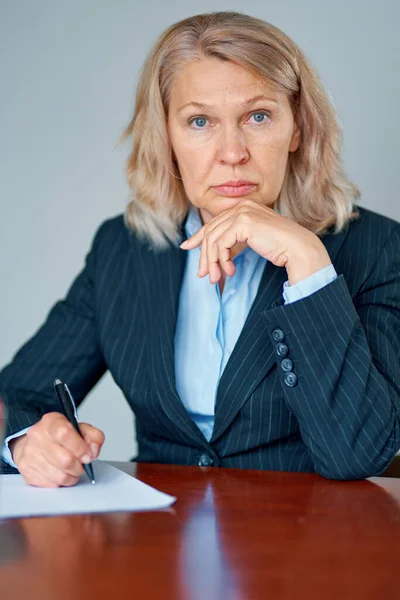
{"left": 217, "top": 180, "right": 255, "bottom": 187}
{"left": 212, "top": 180, "right": 257, "bottom": 197}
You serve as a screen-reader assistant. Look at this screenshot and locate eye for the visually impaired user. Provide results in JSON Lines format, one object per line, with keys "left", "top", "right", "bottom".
{"left": 188, "top": 116, "right": 208, "bottom": 129}
{"left": 187, "top": 110, "right": 271, "bottom": 130}
{"left": 248, "top": 111, "right": 270, "bottom": 124}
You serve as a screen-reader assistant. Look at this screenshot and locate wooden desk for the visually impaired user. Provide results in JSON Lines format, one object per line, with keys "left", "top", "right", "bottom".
{"left": 1, "top": 462, "right": 399, "bottom": 600}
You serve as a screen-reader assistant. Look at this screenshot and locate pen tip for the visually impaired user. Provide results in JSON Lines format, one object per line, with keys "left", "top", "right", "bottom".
{"left": 92, "top": 480, "right": 96, "bottom": 485}
{"left": 54, "top": 378, "right": 62, "bottom": 385}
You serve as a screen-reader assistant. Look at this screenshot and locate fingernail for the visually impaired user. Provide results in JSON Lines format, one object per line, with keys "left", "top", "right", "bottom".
{"left": 180, "top": 240, "right": 189, "bottom": 248}
{"left": 90, "top": 443, "right": 99, "bottom": 459}
{"left": 81, "top": 454, "right": 91, "bottom": 464}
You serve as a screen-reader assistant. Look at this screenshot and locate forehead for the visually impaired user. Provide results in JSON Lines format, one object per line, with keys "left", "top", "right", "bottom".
{"left": 169, "top": 57, "right": 282, "bottom": 107}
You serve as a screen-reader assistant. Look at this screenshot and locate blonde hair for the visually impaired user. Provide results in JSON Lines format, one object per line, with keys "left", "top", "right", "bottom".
{"left": 119, "top": 11, "right": 360, "bottom": 248}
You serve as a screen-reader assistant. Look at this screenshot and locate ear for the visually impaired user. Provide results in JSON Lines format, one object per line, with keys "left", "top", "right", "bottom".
{"left": 289, "top": 119, "right": 301, "bottom": 153}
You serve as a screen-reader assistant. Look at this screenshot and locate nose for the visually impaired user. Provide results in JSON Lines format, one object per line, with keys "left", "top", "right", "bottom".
{"left": 216, "top": 126, "right": 249, "bottom": 165}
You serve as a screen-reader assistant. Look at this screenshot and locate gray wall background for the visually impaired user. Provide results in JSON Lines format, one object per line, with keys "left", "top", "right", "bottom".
{"left": 1, "top": 0, "right": 399, "bottom": 460}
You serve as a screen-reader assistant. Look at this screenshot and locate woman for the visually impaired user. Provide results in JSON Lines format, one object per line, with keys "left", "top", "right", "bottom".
{"left": 1, "top": 11, "right": 399, "bottom": 485}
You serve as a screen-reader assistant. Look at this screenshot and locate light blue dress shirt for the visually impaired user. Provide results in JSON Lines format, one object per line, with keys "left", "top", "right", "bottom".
{"left": 2, "top": 205, "right": 337, "bottom": 465}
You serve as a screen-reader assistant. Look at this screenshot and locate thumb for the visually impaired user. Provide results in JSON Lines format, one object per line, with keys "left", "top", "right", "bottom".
{"left": 79, "top": 423, "right": 105, "bottom": 459}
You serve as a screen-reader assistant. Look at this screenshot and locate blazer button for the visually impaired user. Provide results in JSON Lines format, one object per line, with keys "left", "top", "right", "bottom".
{"left": 272, "top": 328, "right": 285, "bottom": 342}
{"left": 276, "top": 343, "right": 289, "bottom": 357}
{"left": 198, "top": 454, "right": 214, "bottom": 467}
{"left": 284, "top": 372, "right": 298, "bottom": 387}
{"left": 281, "top": 358, "right": 293, "bottom": 372}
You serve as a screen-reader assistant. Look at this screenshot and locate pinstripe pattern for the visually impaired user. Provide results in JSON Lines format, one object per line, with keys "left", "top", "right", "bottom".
{"left": 1, "top": 205, "right": 400, "bottom": 479}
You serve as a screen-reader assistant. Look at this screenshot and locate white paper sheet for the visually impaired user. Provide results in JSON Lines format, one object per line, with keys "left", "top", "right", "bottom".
{"left": 0, "top": 461, "right": 176, "bottom": 519}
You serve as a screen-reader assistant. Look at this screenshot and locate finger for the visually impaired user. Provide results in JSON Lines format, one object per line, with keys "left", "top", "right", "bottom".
{"left": 207, "top": 237, "right": 222, "bottom": 284}
{"left": 181, "top": 205, "right": 235, "bottom": 251}
{"left": 206, "top": 219, "right": 237, "bottom": 282}
{"left": 79, "top": 423, "right": 105, "bottom": 459}
{"left": 23, "top": 464, "right": 60, "bottom": 488}
{"left": 35, "top": 450, "right": 81, "bottom": 487}
{"left": 217, "top": 242, "right": 236, "bottom": 278}
{"left": 45, "top": 440, "right": 85, "bottom": 478}
{"left": 200, "top": 216, "right": 234, "bottom": 279}
{"left": 182, "top": 200, "right": 254, "bottom": 253}
{"left": 215, "top": 224, "right": 246, "bottom": 276}
{"left": 46, "top": 416, "right": 92, "bottom": 461}
{"left": 180, "top": 226, "right": 204, "bottom": 250}
{"left": 23, "top": 457, "right": 79, "bottom": 488}
{"left": 200, "top": 207, "right": 235, "bottom": 234}
{"left": 20, "top": 440, "right": 82, "bottom": 487}
{"left": 198, "top": 232, "right": 209, "bottom": 277}
{"left": 216, "top": 224, "right": 240, "bottom": 277}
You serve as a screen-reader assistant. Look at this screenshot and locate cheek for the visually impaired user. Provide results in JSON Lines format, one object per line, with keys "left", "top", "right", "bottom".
{"left": 250, "top": 134, "right": 293, "bottom": 200}
{"left": 174, "top": 141, "right": 212, "bottom": 184}
{"left": 252, "top": 131, "right": 294, "bottom": 171}
{"left": 177, "top": 136, "right": 211, "bottom": 158}
{"left": 255, "top": 126, "right": 293, "bottom": 152}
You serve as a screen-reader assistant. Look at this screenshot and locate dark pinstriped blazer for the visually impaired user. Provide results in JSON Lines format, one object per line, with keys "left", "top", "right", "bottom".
{"left": 1, "top": 204, "right": 400, "bottom": 479}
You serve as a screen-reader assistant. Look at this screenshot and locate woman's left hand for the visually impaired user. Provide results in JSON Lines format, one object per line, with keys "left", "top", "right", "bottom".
{"left": 180, "top": 199, "right": 332, "bottom": 286}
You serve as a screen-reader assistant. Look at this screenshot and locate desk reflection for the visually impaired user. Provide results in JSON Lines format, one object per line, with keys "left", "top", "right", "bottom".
{"left": 179, "top": 480, "right": 242, "bottom": 600}
{"left": 0, "top": 520, "right": 27, "bottom": 565}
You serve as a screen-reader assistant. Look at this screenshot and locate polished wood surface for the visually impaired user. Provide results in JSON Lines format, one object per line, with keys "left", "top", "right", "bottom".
{"left": 1, "top": 462, "right": 400, "bottom": 600}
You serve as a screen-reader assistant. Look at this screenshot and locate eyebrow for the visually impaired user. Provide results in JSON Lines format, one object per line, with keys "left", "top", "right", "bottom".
{"left": 177, "top": 94, "right": 279, "bottom": 113}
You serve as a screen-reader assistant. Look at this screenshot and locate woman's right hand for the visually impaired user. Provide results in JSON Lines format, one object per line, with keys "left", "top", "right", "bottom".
{"left": 9, "top": 412, "right": 105, "bottom": 488}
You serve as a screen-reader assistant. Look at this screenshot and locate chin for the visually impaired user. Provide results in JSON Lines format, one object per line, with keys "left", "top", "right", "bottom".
{"left": 196, "top": 193, "right": 259, "bottom": 223}
{"left": 212, "top": 195, "right": 247, "bottom": 212}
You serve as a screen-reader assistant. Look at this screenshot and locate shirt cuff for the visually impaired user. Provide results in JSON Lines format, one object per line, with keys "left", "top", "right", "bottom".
{"left": 2, "top": 426, "right": 31, "bottom": 469}
{"left": 283, "top": 264, "right": 338, "bottom": 304}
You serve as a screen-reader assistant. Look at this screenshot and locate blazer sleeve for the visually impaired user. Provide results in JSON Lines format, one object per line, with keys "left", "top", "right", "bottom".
{"left": 0, "top": 221, "right": 108, "bottom": 444}
{"left": 262, "top": 224, "right": 400, "bottom": 480}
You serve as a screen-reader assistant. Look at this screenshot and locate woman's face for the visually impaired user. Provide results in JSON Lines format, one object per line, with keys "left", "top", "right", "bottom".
{"left": 167, "top": 58, "right": 300, "bottom": 224}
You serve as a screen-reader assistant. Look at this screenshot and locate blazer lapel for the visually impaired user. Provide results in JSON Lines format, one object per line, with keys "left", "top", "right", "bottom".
{"left": 211, "top": 227, "right": 346, "bottom": 443}
{"left": 134, "top": 232, "right": 209, "bottom": 448}
{"left": 211, "top": 260, "right": 287, "bottom": 442}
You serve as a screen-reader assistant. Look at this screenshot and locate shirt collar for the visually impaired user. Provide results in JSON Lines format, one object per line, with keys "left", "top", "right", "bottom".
{"left": 185, "top": 204, "right": 203, "bottom": 238}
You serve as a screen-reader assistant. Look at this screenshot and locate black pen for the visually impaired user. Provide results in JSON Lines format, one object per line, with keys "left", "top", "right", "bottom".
{"left": 53, "top": 378, "right": 95, "bottom": 484}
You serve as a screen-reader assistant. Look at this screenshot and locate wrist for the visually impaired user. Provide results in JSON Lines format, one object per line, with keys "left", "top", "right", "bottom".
{"left": 286, "top": 243, "right": 332, "bottom": 287}
{"left": 9, "top": 435, "right": 26, "bottom": 462}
